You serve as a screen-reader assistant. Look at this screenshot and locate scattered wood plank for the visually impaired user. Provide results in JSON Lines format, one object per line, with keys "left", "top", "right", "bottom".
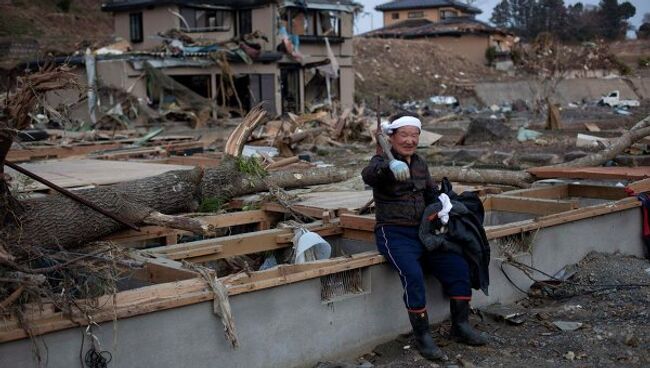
{"left": 486, "top": 195, "right": 579, "bottom": 216}
{"left": 625, "top": 177, "right": 650, "bottom": 195}
{"left": 584, "top": 122, "right": 601, "bottom": 132}
{"left": 6, "top": 142, "right": 123, "bottom": 162}
{"left": 528, "top": 166, "right": 650, "bottom": 181}
{"left": 503, "top": 185, "right": 569, "bottom": 199}
{"left": 5, "top": 159, "right": 193, "bottom": 191}
{"left": 567, "top": 184, "right": 627, "bottom": 200}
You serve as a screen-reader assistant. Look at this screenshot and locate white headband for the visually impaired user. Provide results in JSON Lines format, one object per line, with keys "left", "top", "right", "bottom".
{"left": 381, "top": 116, "right": 422, "bottom": 135}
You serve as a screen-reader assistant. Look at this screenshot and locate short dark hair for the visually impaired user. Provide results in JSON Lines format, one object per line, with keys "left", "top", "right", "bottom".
{"left": 389, "top": 111, "right": 422, "bottom": 123}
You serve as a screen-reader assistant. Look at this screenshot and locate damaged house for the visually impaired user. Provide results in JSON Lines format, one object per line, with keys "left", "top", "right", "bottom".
{"left": 93, "top": 0, "right": 358, "bottom": 117}
{"left": 367, "top": 0, "right": 515, "bottom": 66}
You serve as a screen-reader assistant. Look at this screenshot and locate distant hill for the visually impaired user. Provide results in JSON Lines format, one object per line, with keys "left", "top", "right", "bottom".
{"left": 0, "top": 0, "right": 113, "bottom": 68}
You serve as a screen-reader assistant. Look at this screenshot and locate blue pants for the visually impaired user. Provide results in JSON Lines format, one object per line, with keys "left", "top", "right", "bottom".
{"left": 375, "top": 225, "right": 471, "bottom": 310}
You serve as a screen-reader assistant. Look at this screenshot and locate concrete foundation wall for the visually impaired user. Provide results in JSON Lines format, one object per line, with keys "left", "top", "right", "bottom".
{"left": 3, "top": 208, "right": 642, "bottom": 368}
{"left": 474, "top": 78, "right": 642, "bottom": 106}
{"left": 627, "top": 77, "right": 650, "bottom": 100}
{"left": 474, "top": 80, "right": 539, "bottom": 106}
{"left": 555, "top": 78, "right": 637, "bottom": 104}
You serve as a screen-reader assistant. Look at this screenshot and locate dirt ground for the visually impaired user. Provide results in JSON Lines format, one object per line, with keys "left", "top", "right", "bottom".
{"left": 316, "top": 252, "right": 650, "bottom": 368}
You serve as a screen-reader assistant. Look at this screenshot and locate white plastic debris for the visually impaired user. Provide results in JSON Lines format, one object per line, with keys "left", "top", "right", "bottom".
{"left": 517, "top": 127, "right": 542, "bottom": 142}
{"left": 553, "top": 321, "right": 583, "bottom": 331}
{"left": 292, "top": 228, "right": 331, "bottom": 264}
{"left": 429, "top": 95, "right": 458, "bottom": 105}
{"left": 241, "top": 145, "right": 278, "bottom": 157}
{"left": 576, "top": 134, "right": 610, "bottom": 148}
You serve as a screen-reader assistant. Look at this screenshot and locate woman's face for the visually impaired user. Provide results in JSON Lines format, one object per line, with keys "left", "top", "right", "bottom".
{"left": 389, "top": 125, "right": 420, "bottom": 158}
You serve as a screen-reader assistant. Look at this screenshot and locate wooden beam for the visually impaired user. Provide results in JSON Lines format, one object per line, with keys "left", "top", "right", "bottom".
{"left": 502, "top": 185, "right": 569, "bottom": 199}
{"left": 129, "top": 254, "right": 198, "bottom": 284}
{"left": 147, "top": 221, "right": 340, "bottom": 262}
{"left": 262, "top": 202, "right": 332, "bottom": 219}
{"left": 105, "top": 226, "right": 180, "bottom": 247}
{"left": 340, "top": 214, "right": 375, "bottom": 232}
{"left": 7, "top": 143, "right": 123, "bottom": 162}
{"left": 341, "top": 197, "right": 639, "bottom": 241}
{"left": 224, "top": 252, "right": 384, "bottom": 294}
{"left": 105, "top": 210, "right": 274, "bottom": 246}
{"left": 488, "top": 195, "right": 579, "bottom": 216}
{"left": 485, "top": 197, "right": 639, "bottom": 239}
{"left": 626, "top": 177, "right": 650, "bottom": 195}
{"left": 528, "top": 166, "right": 650, "bottom": 181}
{"left": 567, "top": 184, "right": 627, "bottom": 200}
{"left": 0, "top": 252, "right": 384, "bottom": 343}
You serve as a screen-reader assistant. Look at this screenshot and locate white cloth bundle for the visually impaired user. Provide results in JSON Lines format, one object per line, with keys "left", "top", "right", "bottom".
{"left": 437, "top": 193, "right": 453, "bottom": 224}
{"left": 380, "top": 116, "right": 422, "bottom": 135}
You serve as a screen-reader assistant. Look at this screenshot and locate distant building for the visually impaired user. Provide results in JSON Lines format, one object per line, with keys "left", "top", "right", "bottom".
{"left": 368, "top": 0, "right": 515, "bottom": 66}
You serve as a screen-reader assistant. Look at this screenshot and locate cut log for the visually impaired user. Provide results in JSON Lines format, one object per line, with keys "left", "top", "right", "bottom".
{"left": 429, "top": 166, "right": 533, "bottom": 188}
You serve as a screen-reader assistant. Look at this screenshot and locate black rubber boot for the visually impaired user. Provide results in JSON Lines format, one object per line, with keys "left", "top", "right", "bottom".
{"left": 407, "top": 310, "right": 446, "bottom": 361}
{"left": 449, "top": 299, "right": 488, "bottom": 346}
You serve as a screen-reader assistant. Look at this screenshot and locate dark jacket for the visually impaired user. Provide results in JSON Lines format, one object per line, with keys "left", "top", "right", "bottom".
{"left": 419, "top": 179, "right": 491, "bottom": 295}
{"left": 361, "top": 151, "right": 438, "bottom": 227}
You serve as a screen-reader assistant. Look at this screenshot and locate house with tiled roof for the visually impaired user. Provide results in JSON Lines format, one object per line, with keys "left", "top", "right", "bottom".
{"left": 369, "top": 0, "right": 515, "bottom": 66}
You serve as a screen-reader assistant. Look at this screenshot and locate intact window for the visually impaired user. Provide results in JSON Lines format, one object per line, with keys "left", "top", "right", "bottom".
{"left": 129, "top": 12, "right": 143, "bottom": 43}
{"left": 408, "top": 11, "right": 423, "bottom": 19}
{"left": 180, "top": 7, "right": 230, "bottom": 32}
{"left": 391, "top": 13, "right": 399, "bottom": 20}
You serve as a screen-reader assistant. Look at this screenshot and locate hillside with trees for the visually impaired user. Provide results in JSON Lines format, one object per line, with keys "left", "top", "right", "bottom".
{"left": 490, "top": 0, "right": 636, "bottom": 42}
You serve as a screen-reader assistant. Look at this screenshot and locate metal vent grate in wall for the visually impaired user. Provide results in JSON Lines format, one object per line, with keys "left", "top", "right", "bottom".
{"left": 320, "top": 269, "right": 365, "bottom": 302}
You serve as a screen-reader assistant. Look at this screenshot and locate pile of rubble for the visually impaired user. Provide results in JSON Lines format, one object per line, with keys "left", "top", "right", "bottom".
{"left": 353, "top": 38, "right": 510, "bottom": 103}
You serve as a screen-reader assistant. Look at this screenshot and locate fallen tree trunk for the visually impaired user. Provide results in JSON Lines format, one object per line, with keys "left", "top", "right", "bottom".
{"left": 430, "top": 115, "right": 650, "bottom": 188}
{"left": 552, "top": 116, "right": 650, "bottom": 168}
{"left": 428, "top": 166, "right": 534, "bottom": 188}
{"left": 2, "top": 161, "right": 353, "bottom": 251}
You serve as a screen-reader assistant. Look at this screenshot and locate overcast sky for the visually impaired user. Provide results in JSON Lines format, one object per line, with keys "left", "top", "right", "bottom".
{"left": 354, "top": 0, "right": 650, "bottom": 36}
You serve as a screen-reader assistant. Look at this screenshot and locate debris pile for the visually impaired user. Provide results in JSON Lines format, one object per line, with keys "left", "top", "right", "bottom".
{"left": 353, "top": 38, "right": 509, "bottom": 103}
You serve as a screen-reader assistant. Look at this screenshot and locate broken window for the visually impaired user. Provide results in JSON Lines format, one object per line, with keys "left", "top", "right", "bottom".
{"left": 304, "top": 68, "right": 339, "bottom": 110}
{"left": 179, "top": 7, "right": 230, "bottom": 32}
{"left": 249, "top": 74, "right": 276, "bottom": 114}
{"left": 129, "top": 12, "right": 143, "bottom": 43}
{"left": 318, "top": 11, "right": 340, "bottom": 37}
{"left": 391, "top": 12, "right": 399, "bottom": 20}
{"left": 237, "top": 9, "right": 252, "bottom": 36}
{"left": 170, "top": 75, "right": 212, "bottom": 98}
{"left": 280, "top": 8, "right": 341, "bottom": 37}
{"left": 280, "top": 67, "right": 301, "bottom": 113}
{"left": 440, "top": 10, "right": 458, "bottom": 19}
{"left": 408, "top": 11, "right": 424, "bottom": 19}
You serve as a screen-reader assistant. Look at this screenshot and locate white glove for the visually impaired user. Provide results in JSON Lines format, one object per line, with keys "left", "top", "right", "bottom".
{"left": 389, "top": 159, "right": 410, "bottom": 181}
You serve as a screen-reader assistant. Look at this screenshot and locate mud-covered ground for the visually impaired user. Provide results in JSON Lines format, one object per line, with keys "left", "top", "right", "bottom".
{"left": 316, "top": 252, "right": 650, "bottom": 368}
